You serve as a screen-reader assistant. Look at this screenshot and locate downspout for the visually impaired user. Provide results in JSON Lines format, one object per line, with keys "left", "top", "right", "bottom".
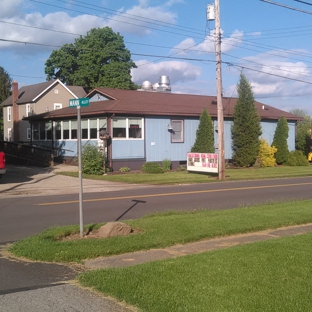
{"left": 107, "top": 114, "right": 114, "bottom": 170}
{"left": 12, "top": 81, "right": 19, "bottom": 142}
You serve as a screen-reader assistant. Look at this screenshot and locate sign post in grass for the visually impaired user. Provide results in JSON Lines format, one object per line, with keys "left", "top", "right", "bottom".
{"left": 69, "top": 98, "right": 90, "bottom": 237}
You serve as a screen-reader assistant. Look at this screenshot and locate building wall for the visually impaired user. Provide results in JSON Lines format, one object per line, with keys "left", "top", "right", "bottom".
{"left": 145, "top": 117, "right": 199, "bottom": 162}
{"left": 14, "top": 82, "right": 78, "bottom": 142}
{"left": 2, "top": 106, "right": 13, "bottom": 141}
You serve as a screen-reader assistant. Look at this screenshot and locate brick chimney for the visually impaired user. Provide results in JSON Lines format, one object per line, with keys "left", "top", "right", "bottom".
{"left": 12, "top": 80, "right": 19, "bottom": 142}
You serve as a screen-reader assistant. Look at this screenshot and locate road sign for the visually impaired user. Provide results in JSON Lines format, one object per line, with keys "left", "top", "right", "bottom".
{"left": 69, "top": 98, "right": 90, "bottom": 108}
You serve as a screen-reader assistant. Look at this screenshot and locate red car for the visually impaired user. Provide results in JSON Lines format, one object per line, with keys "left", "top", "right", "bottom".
{"left": 0, "top": 152, "right": 6, "bottom": 177}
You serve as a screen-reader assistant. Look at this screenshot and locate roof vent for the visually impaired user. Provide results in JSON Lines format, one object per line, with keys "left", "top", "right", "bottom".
{"left": 137, "top": 76, "right": 171, "bottom": 92}
{"left": 141, "top": 81, "right": 152, "bottom": 90}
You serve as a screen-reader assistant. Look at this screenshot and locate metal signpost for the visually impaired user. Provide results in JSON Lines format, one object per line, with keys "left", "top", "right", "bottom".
{"left": 69, "top": 98, "right": 90, "bottom": 237}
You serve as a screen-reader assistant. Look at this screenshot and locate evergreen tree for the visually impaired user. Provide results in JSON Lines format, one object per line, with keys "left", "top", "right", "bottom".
{"left": 289, "top": 109, "right": 311, "bottom": 156}
{"left": 0, "top": 66, "right": 12, "bottom": 140}
{"left": 45, "top": 27, "right": 138, "bottom": 92}
{"left": 272, "top": 116, "right": 289, "bottom": 164}
{"left": 231, "top": 74, "right": 262, "bottom": 167}
{"left": 191, "top": 108, "right": 215, "bottom": 153}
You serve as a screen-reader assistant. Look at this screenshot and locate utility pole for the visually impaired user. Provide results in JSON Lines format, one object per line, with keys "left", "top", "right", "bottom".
{"left": 214, "top": 0, "right": 225, "bottom": 180}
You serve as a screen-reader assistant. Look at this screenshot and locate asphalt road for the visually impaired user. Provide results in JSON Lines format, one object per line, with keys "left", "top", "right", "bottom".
{"left": 1, "top": 165, "right": 312, "bottom": 243}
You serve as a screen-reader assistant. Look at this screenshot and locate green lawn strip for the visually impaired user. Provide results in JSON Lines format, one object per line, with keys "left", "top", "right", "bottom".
{"left": 78, "top": 233, "right": 312, "bottom": 312}
{"left": 57, "top": 166, "right": 312, "bottom": 185}
{"left": 9, "top": 200, "right": 312, "bottom": 263}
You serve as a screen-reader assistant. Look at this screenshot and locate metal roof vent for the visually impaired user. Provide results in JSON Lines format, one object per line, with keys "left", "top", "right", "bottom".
{"left": 141, "top": 81, "right": 152, "bottom": 90}
{"left": 137, "top": 76, "right": 171, "bottom": 92}
{"left": 157, "top": 76, "right": 171, "bottom": 92}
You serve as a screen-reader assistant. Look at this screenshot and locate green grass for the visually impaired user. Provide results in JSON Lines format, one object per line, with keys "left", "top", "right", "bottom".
{"left": 78, "top": 233, "right": 312, "bottom": 311}
{"left": 9, "top": 199, "right": 312, "bottom": 263}
{"left": 58, "top": 165, "right": 312, "bottom": 185}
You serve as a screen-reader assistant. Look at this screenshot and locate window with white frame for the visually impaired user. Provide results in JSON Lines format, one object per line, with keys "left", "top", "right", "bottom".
{"left": 7, "top": 107, "right": 11, "bottom": 121}
{"left": 32, "top": 118, "right": 108, "bottom": 141}
{"left": 26, "top": 104, "right": 31, "bottom": 117}
{"left": 171, "top": 119, "right": 184, "bottom": 143}
{"left": 113, "top": 117, "right": 143, "bottom": 139}
{"left": 54, "top": 103, "right": 62, "bottom": 110}
{"left": 27, "top": 128, "right": 31, "bottom": 140}
{"left": 7, "top": 128, "right": 12, "bottom": 141}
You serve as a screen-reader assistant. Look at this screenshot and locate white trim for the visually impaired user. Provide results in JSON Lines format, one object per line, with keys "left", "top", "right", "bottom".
{"left": 7, "top": 128, "right": 12, "bottom": 141}
{"left": 7, "top": 106, "right": 11, "bottom": 121}
{"left": 54, "top": 103, "right": 62, "bottom": 110}
{"left": 26, "top": 103, "right": 31, "bottom": 117}
{"left": 32, "top": 79, "right": 79, "bottom": 102}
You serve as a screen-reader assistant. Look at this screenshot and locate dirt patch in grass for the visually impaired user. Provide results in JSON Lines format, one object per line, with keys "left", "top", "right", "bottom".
{"left": 60, "top": 228, "right": 142, "bottom": 241}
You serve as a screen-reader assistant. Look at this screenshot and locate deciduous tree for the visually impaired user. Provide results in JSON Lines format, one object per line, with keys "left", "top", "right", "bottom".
{"left": 45, "top": 27, "right": 138, "bottom": 92}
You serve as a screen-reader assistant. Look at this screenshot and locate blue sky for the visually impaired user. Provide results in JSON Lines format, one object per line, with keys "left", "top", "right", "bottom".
{"left": 2, "top": 0, "right": 312, "bottom": 116}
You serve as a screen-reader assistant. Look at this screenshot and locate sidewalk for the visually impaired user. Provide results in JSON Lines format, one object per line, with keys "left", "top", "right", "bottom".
{"left": 84, "top": 223, "right": 312, "bottom": 269}
{"left": 0, "top": 164, "right": 149, "bottom": 197}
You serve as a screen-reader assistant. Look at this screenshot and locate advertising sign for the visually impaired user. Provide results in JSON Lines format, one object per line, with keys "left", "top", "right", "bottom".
{"left": 187, "top": 152, "right": 218, "bottom": 173}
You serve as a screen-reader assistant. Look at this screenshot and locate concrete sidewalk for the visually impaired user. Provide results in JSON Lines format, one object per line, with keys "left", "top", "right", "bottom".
{"left": 0, "top": 164, "right": 149, "bottom": 197}
{"left": 84, "top": 223, "right": 312, "bottom": 269}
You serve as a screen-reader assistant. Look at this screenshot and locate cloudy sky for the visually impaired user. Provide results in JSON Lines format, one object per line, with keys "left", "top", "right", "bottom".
{"left": 2, "top": 0, "right": 312, "bottom": 115}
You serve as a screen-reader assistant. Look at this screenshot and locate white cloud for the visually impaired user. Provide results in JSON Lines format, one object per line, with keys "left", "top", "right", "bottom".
{"left": 165, "top": 0, "right": 185, "bottom": 7}
{"left": 0, "top": 12, "right": 107, "bottom": 53}
{"left": 0, "top": 0, "right": 23, "bottom": 18}
{"left": 131, "top": 60, "right": 202, "bottom": 85}
{"left": 106, "top": 3, "right": 177, "bottom": 35}
{"left": 170, "top": 38, "right": 198, "bottom": 55}
{"left": 224, "top": 49, "right": 312, "bottom": 115}
{"left": 170, "top": 30, "right": 244, "bottom": 56}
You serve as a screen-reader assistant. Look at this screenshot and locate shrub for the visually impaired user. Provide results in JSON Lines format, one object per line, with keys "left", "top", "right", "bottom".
{"left": 81, "top": 143, "right": 104, "bottom": 175}
{"left": 119, "top": 166, "right": 130, "bottom": 173}
{"left": 177, "top": 165, "right": 186, "bottom": 171}
{"left": 141, "top": 162, "right": 164, "bottom": 173}
{"left": 257, "top": 138, "right": 277, "bottom": 167}
{"left": 162, "top": 158, "right": 172, "bottom": 171}
{"left": 285, "top": 150, "right": 309, "bottom": 166}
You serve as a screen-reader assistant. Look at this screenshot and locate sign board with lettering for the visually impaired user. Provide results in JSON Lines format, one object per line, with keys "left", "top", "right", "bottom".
{"left": 69, "top": 98, "right": 90, "bottom": 108}
{"left": 187, "top": 152, "right": 218, "bottom": 173}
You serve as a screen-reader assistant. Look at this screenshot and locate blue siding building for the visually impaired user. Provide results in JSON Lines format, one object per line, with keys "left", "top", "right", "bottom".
{"left": 25, "top": 87, "right": 301, "bottom": 171}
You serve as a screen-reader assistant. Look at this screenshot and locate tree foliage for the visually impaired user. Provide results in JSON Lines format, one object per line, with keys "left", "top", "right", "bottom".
{"left": 191, "top": 108, "right": 215, "bottom": 153}
{"left": 0, "top": 66, "right": 12, "bottom": 139}
{"left": 272, "top": 116, "right": 289, "bottom": 165}
{"left": 45, "top": 27, "right": 138, "bottom": 92}
{"left": 289, "top": 109, "right": 311, "bottom": 156}
{"left": 231, "top": 74, "right": 262, "bottom": 167}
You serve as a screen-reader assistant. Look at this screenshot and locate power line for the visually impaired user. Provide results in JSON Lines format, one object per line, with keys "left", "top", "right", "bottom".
{"left": 260, "top": 0, "right": 312, "bottom": 15}
{"left": 29, "top": 0, "right": 206, "bottom": 38}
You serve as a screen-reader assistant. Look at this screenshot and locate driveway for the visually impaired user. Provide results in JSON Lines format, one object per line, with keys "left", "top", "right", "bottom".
{"left": 0, "top": 164, "right": 148, "bottom": 198}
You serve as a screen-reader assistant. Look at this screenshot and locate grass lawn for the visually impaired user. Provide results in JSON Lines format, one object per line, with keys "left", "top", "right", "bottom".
{"left": 78, "top": 233, "right": 312, "bottom": 312}
{"left": 9, "top": 199, "right": 312, "bottom": 263}
{"left": 58, "top": 165, "right": 312, "bottom": 185}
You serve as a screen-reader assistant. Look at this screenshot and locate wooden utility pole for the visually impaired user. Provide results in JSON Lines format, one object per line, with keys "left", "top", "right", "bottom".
{"left": 215, "top": 0, "right": 225, "bottom": 180}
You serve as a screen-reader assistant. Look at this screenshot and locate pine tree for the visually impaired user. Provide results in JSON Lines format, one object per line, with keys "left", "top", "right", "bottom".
{"left": 272, "top": 116, "right": 289, "bottom": 164}
{"left": 191, "top": 108, "right": 215, "bottom": 153}
{"left": 231, "top": 74, "right": 262, "bottom": 167}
